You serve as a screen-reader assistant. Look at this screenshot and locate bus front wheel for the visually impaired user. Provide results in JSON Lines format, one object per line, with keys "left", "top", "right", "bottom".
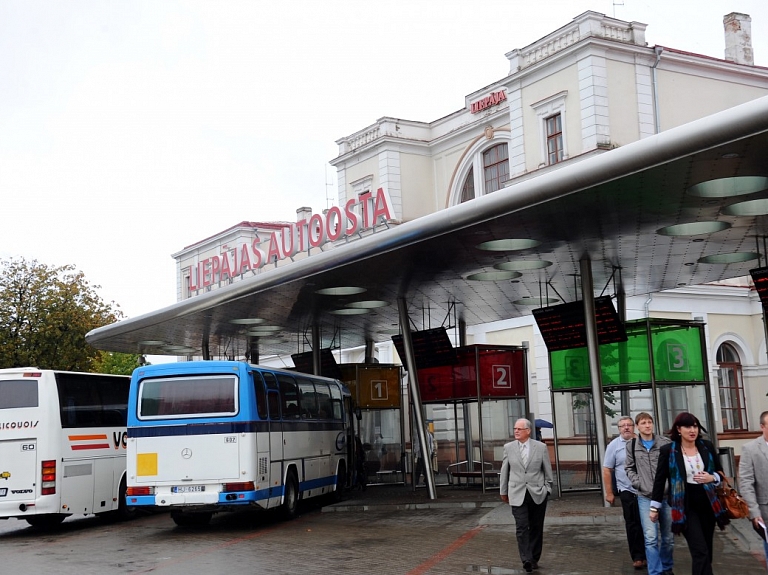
{"left": 25, "top": 514, "right": 66, "bottom": 530}
{"left": 281, "top": 471, "right": 299, "bottom": 519}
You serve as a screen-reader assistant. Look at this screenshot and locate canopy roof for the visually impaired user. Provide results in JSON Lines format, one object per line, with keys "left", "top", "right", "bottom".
{"left": 87, "top": 96, "right": 768, "bottom": 359}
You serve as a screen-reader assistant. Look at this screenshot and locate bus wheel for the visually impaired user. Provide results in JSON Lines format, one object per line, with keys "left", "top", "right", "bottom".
{"left": 170, "top": 511, "right": 213, "bottom": 528}
{"left": 114, "top": 476, "right": 137, "bottom": 521}
{"left": 332, "top": 462, "right": 346, "bottom": 502}
{"left": 281, "top": 471, "right": 299, "bottom": 519}
{"left": 25, "top": 514, "right": 66, "bottom": 530}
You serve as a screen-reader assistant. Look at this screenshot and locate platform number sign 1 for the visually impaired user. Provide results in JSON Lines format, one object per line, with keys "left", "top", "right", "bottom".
{"left": 492, "top": 365, "right": 512, "bottom": 389}
{"left": 666, "top": 342, "right": 689, "bottom": 372}
{"left": 371, "top": 380, "right": 389, "bottom": 401}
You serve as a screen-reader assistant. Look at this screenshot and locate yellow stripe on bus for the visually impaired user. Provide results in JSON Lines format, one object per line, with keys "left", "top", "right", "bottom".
{"left": 68, "top": 434, "right": 108, "bottom": 441}
{"left": 137, "top": 453, "right": 158, "bottom": 476}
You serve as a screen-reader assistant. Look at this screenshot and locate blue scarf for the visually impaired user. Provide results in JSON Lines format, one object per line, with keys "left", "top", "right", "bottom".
{"left": 668, "top": 440, "right": 728, "bottom": 534}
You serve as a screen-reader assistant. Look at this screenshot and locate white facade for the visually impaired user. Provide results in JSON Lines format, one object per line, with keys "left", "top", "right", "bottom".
{"left": 329, "top": 11, "right": 768, "bottom": 451}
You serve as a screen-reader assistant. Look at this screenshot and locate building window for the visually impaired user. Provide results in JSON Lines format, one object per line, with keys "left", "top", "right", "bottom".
{"left": 546, "top": 114, "right": 564, "bottom": 165}
{"left": 531, "top": 91, "right": 568, "bottom": 168}
{"left": 460, "top": 167, "right": 475, "bottom": 203}
{"left": 716, "top": 342, "right": 747, "bottom": 431}
{"left": 483, "top": 143, "right": 509, "bottom": 193}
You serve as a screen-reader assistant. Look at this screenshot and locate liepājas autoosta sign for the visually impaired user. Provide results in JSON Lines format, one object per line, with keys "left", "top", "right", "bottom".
{"left": 188, "top": 187, "right": 394, "bottom": 292}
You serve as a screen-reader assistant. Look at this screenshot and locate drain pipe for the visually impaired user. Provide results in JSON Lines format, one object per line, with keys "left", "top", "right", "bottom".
{"left": 651, "top": 47, "right": 663, "bottom": 134}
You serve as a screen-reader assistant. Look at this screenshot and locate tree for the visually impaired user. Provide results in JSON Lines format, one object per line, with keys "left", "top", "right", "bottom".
{"left": 92, "top": 350, "right": 145, "bottom": 375}
{"left": 0, "top": 258, "right": 123, "bottom": 371}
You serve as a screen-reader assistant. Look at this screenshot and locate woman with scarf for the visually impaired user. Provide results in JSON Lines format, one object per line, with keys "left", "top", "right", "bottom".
{"left": 649, "top": 412, "right": 729, "bottom": 575}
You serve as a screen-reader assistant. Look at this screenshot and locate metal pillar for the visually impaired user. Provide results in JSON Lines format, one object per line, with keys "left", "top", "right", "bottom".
{"left": 458, "top": 319, "right": 474, "bottom": 472}
{"left": 580, "top": 258, "right": 610, "bottom": 507}
{"left": 364, "top": 339, "right": 376, "bottom": 364}
{"left": 397, "top": 297, "right": 436, "bottom": 499}
{"left": 312, "top": 324, "right": 321, "bottom": 376}
{"left": 248, "top": 336, "right": 259, "bottom": 365}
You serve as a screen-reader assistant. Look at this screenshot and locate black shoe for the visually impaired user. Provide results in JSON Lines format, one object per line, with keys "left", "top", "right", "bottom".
{"left": 531, "top": 561, "right": 539, "bottom": 570}
{"left": 523, "top": 561, "right": 533, "bottom": 573}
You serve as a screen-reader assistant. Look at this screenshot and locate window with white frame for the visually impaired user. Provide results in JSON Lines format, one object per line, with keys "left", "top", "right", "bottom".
{"left": 531, "top": 91, "right": 568, "bottom": 167}
{"left": 458, "top": 142, "right": 509, "bottom": 203}
{"left": 716, "top": 342, "right": 747, "bottom": 431}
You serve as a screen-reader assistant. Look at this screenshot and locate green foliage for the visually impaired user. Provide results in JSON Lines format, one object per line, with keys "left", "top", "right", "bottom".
{"left": 92, "top": 350, "right": 145, "bottom": 375}
{"left": 0, "top": 258, "right": 123, "bottom": 371}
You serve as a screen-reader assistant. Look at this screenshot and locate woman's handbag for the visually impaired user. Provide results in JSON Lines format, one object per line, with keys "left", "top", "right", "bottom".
{"left": 716, "top": 475, "right": 750, "bottom": 520}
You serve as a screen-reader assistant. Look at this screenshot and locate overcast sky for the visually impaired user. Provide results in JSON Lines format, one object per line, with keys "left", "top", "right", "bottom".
{"left": 2, "top": 0, "right": 767, "bottom": 320}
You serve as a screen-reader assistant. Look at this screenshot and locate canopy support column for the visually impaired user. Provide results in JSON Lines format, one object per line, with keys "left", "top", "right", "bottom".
{"left": 580, "top": 258, "right": 610, "bottom": 507}
{"left": 398, "top": 297, "right": 436, "bottom": 500}
{"left": 312, "top": 323, "right": 321, "bottom": 376}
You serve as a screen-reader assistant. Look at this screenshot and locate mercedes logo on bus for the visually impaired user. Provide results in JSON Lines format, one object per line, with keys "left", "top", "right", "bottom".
{"left": 181, "top": 448, "right": 192, "bottom": 459}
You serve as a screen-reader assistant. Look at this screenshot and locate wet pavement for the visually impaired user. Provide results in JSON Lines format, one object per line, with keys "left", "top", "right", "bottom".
{"left": 0, "top": 483, "right": 764, "bottom": 574}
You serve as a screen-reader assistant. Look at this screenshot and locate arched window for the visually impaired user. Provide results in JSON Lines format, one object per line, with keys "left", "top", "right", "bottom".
{"left": 459, "top": 167, "right": 475, "bottom": 204}
{"left": 716, "top": 342, "right": 747, "bottom": 430}
{"left": 457, "top": 142, "right": 509, "bottom": 204}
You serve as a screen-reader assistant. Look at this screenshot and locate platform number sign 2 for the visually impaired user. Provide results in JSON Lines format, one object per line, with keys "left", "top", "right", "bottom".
{"left": 371, "top": 380, "right": 389, "bottom": 401}
{"left": 492, "top": 365, "right": 512, "bottom": 389}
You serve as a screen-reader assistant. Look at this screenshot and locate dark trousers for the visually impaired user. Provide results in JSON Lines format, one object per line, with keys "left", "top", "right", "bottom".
{"left": 511, "top": 490, "right": 548, "bottom": 564}
{"left": 683, "top": 483, "right": 716, "bottom": 575}
{"left": 619, "top": 490, "right": 646, "bottom": 562}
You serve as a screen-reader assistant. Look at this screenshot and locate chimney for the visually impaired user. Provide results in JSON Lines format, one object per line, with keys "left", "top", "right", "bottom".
{"left": 296, "top": 206, "right": 312, "bottom": 221}
{"left": 724, "top": 12, "right": 754, "bottom": 66}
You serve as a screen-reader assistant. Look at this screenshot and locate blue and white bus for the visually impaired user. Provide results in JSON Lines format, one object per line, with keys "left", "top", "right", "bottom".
{"left": 125, "top": 361, "right": 353, "bottom": 526}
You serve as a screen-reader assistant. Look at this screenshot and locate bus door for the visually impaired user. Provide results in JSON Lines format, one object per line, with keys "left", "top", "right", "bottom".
{"left": 251, "top": 372, "right": 271, "bottom": 485}
{"left": 261, "top": 372, "right": 283, "bottom": 496}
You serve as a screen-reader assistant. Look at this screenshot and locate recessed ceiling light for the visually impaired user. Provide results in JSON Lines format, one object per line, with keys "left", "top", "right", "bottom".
{"left": 329, "top": 308, "right": 369, "bottom": 315}
{"left": 465, "top": 270, "right": 523, "bottom": 281}
{"left": 346, "top": 300, "right": 389, "bottom": 309}
{"left": 697, "top": 252, "right": 760, "bottom": 264}
{"left": 494, "top": 260, "right": 553, "bottom": 271}
{"left": 476, "top": 239, "right": 541, "bottom": 251}
{"left": 256, "top": 337, "right": 284, "bottom": 344}
{"left": 247, "top": 325, "right": 283, "bottom": 334}
{"left": 315, "top": 286, "right": 367, "bottom": 296}
{"left": 230, "top": 318, "right": 265, "bottom": 325}
{"left": 721, "top": 153, "right": 741, "bottom": 159}
{"left": 139, "top": 340, "right": 166, "bottom": 346}
{"left": 513, "top": 297, "right": 560, "bottom": 305}
{"left": 722, "top": 198, "right": 768, "bottom": 216}
{"left": 684, "top": 262, "right": 695, "bottom": 266}
{"left": 163, "top": 345, "right": 197, "bottom": 353}
{"left": 687, "top": 176, "right": 768, "bottom": 198}
{"left": 656, "top": 221, "right": 731, "bottom": 236}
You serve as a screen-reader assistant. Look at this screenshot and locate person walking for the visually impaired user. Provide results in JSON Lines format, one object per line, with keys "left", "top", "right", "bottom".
{"left": 650, "top": 412, "right": 729, "bottom": 575}
{"left": 626, "top": 412, "right": 674, "bottom": 575}
{"left": 603, "top": 416, "right": 646, "bottom": 570}
{"left": 738, "top": 409, "right": 768, "bottom": 571}
{"left": 500, "top": 418, "right": 553, "bottom": 573}
{"left": 413, "top": 426, "right": 434, "bottom": 486}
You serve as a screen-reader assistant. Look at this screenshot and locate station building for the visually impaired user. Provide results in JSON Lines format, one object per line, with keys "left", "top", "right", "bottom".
{"left": 168, "top": 11, "right": 768, "bottom": 487}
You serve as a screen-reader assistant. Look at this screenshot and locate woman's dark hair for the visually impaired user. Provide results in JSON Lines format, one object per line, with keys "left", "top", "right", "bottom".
{"left": 667, "top": 412, "right": 707, "bottom": 442}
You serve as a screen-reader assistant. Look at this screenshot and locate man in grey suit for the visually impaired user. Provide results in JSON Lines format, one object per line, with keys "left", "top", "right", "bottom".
{"left": 738, "top": 409, "right": 768, "bottom": 570}
{"left": 500, "top": 418, "right": 554, "bottom": 573}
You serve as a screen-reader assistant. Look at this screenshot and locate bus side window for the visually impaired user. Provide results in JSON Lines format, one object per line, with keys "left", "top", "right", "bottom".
{"left": 297, "top": 378, "right": 318, "bottom": 419}
{"left": 277, "top": 374, "right": 299, "bottom": 419}
{"left": 330, "top": 383, "right": 343, "bottom": 421}
{"left": 251, "top": 372, "right": 268, "bottom": 420}
{"left": 314, "top": 381, "right": 332, "bottom": 419}
{"left": 260, "top": 372, "right": 281, "bottom": 420}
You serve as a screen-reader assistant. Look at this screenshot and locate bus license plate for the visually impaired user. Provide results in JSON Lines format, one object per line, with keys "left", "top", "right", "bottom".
{"left": 172, "top": 485, "right": 205, "bottom": 494}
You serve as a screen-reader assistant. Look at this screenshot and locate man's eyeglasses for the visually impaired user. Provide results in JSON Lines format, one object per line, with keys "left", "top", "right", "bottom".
{"left": 513, "top": 427, "right": 528, "bottom": 431}
{"left": 619, "top": 424, "right": 634, "bottom": 428}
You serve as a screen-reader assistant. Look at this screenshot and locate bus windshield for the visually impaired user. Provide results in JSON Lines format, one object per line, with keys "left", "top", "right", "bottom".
{"left": 139, "top": 375, "right": 238, "bottom": 418}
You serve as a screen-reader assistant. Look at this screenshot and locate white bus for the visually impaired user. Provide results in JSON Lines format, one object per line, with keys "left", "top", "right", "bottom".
{"left": 0, "top": 368, "right": 131, "bottom": 529}
{"left": 125, "top": 360, "right": 353, "bottom": 527}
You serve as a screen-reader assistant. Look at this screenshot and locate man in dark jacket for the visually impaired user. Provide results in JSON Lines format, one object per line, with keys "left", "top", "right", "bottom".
{"left": 625, "top": 412, "right": 674, "bottom": 575}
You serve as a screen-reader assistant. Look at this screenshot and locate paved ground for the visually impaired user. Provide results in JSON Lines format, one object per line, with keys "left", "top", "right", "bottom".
{"left": 0, "top": 484, "right": 764, "bottom": 574}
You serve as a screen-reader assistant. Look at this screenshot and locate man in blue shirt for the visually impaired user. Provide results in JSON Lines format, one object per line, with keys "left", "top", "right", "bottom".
{"left": 603, "top": 415, "right": 646, "bottom": 570}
